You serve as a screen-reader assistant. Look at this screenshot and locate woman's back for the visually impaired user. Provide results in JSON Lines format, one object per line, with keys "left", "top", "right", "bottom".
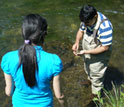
{"left": 1, "top": 46, "right": 62, "bottom": 107}
{"left": 1, "top": 14, "right": 64, "bottom": 107}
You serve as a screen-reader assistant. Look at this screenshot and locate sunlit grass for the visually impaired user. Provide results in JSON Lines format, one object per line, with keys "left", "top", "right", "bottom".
{"left": 93, "top": 82, "right": 124, "bottom": 107}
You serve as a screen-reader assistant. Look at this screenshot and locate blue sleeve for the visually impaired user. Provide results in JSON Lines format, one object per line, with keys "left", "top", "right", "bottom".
{"left": 98, "top": 21, "right": 113, "bottom": 46}
{"left": 1, "top": 53, "right": 11, "bottom": 75}
{"left": 52, "top": 54, "right": 63, "bottom": 76}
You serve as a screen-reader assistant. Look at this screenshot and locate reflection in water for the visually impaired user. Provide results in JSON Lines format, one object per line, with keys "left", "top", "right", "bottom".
{"left": 0, "top": 0, "right": 124, "bottom": 107}
{"left": 105, "top": 10, "right": 124, "bottom": 14}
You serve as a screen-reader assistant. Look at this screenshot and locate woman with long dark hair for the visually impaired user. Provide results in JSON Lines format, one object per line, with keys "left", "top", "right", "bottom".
{"left": 1, "top": 14, "right": 64, "bottom": 107}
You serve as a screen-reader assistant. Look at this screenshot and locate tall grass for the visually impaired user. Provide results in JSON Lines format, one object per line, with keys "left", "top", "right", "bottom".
{"left": 93, "top": 82, "right": 124, "bottom": 107}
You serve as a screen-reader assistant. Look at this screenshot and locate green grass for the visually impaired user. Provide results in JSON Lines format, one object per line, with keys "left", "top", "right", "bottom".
{"left": 93, "top": 82, "right": 124, "bottom": 107}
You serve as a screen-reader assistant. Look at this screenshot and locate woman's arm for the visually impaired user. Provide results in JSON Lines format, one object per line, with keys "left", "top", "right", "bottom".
{"left": 4, "top": 73, "right": 14, "bottom": 96}
{"left": 53, "top": 75, "right": 64, "bottom": 106}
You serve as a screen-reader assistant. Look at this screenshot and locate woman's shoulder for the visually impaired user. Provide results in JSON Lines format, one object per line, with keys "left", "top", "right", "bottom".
{"left": 1, "top": 50, "right": 19, "bottom": 74}
{"left": 2, "top": 50, "right": 18, "bottom": 61}
{"left": 42, "top": 51, "right": 62, "bottom": 64}
{"left": 3, "top": 50, "right": 18, "bottom": 57}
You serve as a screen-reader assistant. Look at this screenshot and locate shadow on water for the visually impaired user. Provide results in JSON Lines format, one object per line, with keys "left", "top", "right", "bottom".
{"left": 104, "top": 66, "right": 124, "bottom": 91}
{"left": 86, "top": 66, "right": 124, "bottom": 107}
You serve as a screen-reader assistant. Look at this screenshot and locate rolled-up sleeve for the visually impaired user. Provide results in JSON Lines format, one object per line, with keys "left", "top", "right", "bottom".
{"left": 80, "top": 22, "right": 85, "bottom": 31}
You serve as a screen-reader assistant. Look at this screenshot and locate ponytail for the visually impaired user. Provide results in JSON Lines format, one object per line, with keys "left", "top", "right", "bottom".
{"left": 19, "top": 44, "right": 38, "bottom": 87}
{"left": 18, "top": 14, "right": 47, "bottom": 87}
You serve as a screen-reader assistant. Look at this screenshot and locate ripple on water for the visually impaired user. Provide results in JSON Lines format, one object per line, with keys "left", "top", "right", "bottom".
{"left": 105, "top": 10, "right": 124, "bottom": 14}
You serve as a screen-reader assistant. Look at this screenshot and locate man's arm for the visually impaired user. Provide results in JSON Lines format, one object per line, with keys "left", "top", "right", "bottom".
{"left": 77, "top": 45, "right": 110, "bottom": 55}
{"left": 75, "top": 29, "right": 84, "bottom": 44}
{"left": 72, "top": 29, "right": 84, "bottom": 51}
{"left": 84, "top": 45, "right": 109, "bottom": 54}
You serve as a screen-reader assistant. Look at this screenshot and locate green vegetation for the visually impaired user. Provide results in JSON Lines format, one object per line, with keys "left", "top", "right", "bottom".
{"left": 93, "top": 83, "right": 124, "bottom": 107}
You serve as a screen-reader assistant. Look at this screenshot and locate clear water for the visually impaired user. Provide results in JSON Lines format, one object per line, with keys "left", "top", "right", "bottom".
{"left": 0, "top": 0, "right": 124, "bottom": 106}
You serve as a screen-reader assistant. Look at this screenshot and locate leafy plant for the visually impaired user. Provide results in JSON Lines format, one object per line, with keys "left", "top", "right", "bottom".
{"left": 93, "top": 82, "right": 124, "bottom": 107}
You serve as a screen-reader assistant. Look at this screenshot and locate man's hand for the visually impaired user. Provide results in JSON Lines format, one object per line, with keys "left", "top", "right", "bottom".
{"left": 72, "top": 42, "right": 79, "bottom": 51}
{"left": 72, "top": 42, "right": 80, "bottom": 56}
{"left": 72, "top": 29, "right": 83, "bottom": 55}
{"left": 76, "top": 50, "right": 85, "bottom": 55}
{"left": 73, "top": 50, "right": 85, "bottom": 56}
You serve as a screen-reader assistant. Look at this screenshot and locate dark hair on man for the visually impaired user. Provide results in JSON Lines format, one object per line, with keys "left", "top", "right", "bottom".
{"left": 79, "top": 5, "right": 97, "bottom": 23}
{"left": 18, "top": 14, "right": 47, "bottom": 87}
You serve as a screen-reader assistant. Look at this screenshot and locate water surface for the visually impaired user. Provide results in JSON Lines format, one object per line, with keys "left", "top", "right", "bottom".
{"left": 0, "top": 0, "right": 124, "bottom": 107}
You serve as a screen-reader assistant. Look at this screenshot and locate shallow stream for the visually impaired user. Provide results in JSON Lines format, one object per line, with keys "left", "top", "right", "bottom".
{"left": 0, "top": 0, "right": 124, "bottom": 107}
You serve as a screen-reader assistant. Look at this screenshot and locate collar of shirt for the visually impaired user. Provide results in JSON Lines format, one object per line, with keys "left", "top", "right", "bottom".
{"left": 87, "top": 23, "right": 96, "bottom": 31}
{"left": 33, "top": 46, "right": 43, "bottom": 51}
{"left": 94, "top": 12, "right": 102, "bottom": 30}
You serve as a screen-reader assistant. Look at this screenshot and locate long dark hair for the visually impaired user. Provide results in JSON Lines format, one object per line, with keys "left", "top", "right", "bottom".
{"left": 18, "top": 14, "right": 47, "bottom": 87}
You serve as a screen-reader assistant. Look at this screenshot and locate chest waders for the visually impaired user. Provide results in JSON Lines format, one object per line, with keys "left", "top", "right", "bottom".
{"left": 82, "top": 19, "right": 112, "bottom": 94}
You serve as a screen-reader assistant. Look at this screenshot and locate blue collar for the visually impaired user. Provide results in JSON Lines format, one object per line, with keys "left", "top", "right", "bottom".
{"left": 33, "top": 46, "right": 43, "bottom": 50}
